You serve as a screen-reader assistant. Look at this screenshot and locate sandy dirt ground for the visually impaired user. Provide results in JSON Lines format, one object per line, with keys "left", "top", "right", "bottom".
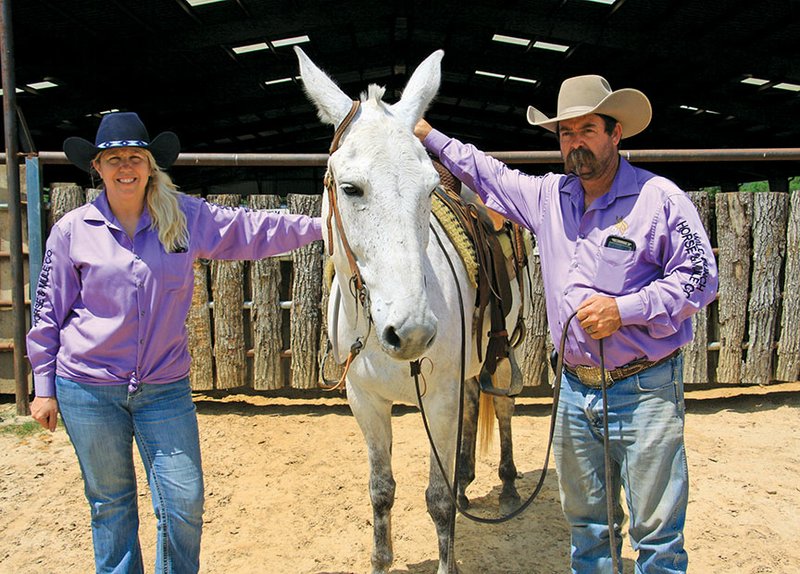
{"left": 1, "top": 382, "right": 799, "bottom": 574}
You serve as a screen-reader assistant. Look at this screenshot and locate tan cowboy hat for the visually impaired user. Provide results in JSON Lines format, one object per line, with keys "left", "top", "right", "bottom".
{"left": 526, "top": 75, "right": 652, "bottom": 139}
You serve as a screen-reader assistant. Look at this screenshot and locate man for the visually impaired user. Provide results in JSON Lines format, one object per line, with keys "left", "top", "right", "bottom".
{"left": 415, "top": 75, "right": 717, "bottom": 573}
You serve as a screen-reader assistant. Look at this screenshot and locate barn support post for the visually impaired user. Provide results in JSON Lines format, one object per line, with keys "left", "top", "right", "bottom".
{"left": 1, "top": 0, "right": 30, "bottom": 414}
{"left": 25, "top": 156, "right": 43, "bottom": 321}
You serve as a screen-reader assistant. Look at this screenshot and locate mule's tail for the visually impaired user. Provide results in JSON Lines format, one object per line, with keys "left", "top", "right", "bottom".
{"left": 477, "top": 390, "right": 495, "bottom": 458}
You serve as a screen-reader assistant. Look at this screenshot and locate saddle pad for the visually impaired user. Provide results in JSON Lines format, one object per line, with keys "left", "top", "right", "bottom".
{"left": 431, "top": 189, "right": 479, "bottom": 288}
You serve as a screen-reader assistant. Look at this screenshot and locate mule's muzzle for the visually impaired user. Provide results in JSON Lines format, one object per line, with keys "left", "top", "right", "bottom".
{"left": 381, "top": 320, "right": 437, "bottom": 361}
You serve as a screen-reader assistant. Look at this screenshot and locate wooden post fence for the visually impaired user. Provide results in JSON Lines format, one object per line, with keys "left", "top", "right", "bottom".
{"left": 29, "top": 162, "right": 800, "bottom": 393}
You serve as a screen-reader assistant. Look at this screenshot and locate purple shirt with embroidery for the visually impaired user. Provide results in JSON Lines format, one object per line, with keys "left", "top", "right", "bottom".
{"left": 27, "top": 192, "right": 322, "bottom": 396}
{"left": 424, "top": 129, "right": 718, "bottom": 369}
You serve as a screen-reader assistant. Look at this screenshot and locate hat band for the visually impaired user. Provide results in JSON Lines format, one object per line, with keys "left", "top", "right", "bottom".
{"left": 560, "top": 105, "right": 596, "bottom": 117}
{"left": 96, "top": 139, "right": 149, "bottom": 149}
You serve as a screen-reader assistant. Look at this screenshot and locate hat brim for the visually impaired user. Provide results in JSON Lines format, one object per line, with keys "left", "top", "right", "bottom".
{"left": 63, "top": 131, "right": 181, "bottom": 172}
{"left": 526, "top": 88, "right": 652, "bottom": 139}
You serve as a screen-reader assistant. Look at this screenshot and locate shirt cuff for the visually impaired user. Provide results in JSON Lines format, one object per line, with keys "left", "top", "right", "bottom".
{"left": 616, "top": 292, "right": 645, "bottom": 326}
{"left": 310, "top": 216, "right": 323, "bottom": 240}
{"left": 423, "top": 129, "right": 451, "bottom": 156}
{"left": 34, "top": 373, "right": 56, "bottom": 398}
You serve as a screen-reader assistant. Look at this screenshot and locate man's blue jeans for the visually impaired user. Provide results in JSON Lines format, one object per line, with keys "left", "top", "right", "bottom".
{"left": 56, "top": 376, "right": 204, "bottom": 574}
{"left": 554, "top": 354, "right": 688, "bottom": 574}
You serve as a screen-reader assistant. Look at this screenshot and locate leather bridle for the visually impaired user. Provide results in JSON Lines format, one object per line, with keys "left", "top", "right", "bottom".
{"left": 320, "top": 100, "right": 370, "bottom": 391}
{"left": 324, "top": 101, "right": 364, "bottom": 293}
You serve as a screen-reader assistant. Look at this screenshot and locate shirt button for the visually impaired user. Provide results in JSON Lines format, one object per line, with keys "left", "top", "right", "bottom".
{"left": 139, "top": 339, "right": 144, "bottom": 345}
{"left": 140, "top": 311, "right": 145, "bottom": 317}
{"left": 579, "top": 233, "right": 586, "bottom": 239}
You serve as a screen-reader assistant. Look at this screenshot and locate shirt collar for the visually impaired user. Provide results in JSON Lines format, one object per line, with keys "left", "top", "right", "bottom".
{"left": 83, "top": 189, "right": 153, "bottom": 231}
{"left": 561, "top": 156, "right": 641, "bottom": 211}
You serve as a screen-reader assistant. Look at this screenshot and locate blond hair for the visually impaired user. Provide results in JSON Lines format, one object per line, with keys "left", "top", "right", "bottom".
{"left": 93, "top": 148, "right": 189, "bottom": 252}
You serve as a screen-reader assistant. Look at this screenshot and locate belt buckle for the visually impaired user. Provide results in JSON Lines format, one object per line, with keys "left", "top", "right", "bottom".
{"left": 574, "top": 365, "right": 614, "bottom": 389}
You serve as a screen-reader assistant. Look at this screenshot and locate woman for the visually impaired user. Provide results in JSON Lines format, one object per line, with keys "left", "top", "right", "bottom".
{"left": 27, "top": 112, "right": 322, "bottom": 573}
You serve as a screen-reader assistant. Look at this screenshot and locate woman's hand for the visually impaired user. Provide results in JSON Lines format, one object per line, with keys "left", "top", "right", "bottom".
{"left": 31, "top": 396, "right": 59, "bottom": 432}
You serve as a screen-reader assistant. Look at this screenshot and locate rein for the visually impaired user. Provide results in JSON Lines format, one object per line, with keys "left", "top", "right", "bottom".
{"left": 412, "top": 223, "right": 569, "bottom": 525}
{"left": 413, "top": 224, "right": 618, "bottom": 570}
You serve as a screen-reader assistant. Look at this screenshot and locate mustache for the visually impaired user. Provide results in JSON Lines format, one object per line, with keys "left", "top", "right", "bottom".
{"left": 566, "top": 147, "right": 596, "bottom": 174}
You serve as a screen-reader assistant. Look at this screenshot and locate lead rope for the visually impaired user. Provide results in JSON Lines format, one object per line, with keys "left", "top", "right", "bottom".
{"left": 415, "top": 224, "right": 619, "bottom": 572}
{"left": 599, "top": 339, "right": 620, "bottom": 574}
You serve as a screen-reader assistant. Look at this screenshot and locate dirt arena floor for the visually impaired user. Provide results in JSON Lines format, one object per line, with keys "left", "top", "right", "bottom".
{"left": 1, "top": 382, "right": 798, "bottom": 574}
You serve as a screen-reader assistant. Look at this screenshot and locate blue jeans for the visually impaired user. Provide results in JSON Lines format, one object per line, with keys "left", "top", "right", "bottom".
{"left": 56, "top": 376, "right": 204, "bottom": 574}
{"left": 553, "top": 354, "right": 688, "bottom": 574}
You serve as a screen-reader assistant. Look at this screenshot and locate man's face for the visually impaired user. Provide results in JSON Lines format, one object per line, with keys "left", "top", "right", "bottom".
{"left": 558, "top": 114, "right": 622, "bottom": 180}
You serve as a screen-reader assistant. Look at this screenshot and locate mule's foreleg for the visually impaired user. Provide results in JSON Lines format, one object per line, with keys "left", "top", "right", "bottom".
{"left": 368, "top": 444, "right": 396, "bottom": 574}
{"left": 424, "top": 401, "right": 460, "bottom": 574}
{"left": 349, "top": 391, "right": 396, "bottom": 574}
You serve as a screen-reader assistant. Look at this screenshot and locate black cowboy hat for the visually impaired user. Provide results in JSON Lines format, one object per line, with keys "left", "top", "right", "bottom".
{"left": 63, "top": 111, "right": 180, "bottom": 172}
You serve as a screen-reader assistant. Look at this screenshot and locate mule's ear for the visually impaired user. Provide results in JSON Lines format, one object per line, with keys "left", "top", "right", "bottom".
{"left": 295, "top": 46, "right": 354, "bottom": 127}
{"left": 391, "top": 50, "right": 444, "bottom": 129}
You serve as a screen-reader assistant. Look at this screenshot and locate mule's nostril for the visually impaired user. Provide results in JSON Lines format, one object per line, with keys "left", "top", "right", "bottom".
{"left": 425, "top": 332, "right": 436, "bottom": 348}
{"left": 384, "top": 326, "right": 402, "bottom": 349}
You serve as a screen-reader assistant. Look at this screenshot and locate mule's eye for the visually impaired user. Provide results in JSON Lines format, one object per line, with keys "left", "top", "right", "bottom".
{"left": 340, "top": 183, "right": 363, "bottom": 197}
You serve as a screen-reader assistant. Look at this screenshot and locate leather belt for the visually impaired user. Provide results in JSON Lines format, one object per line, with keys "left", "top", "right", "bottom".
{"left": 564, "top": 349, "right": 681, "bottom": 389}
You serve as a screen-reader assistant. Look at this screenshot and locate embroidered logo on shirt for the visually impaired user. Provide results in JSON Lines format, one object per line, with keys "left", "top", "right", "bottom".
{"left": 613, "top": 216, "right": 629, "bottom": 235}
{"left": 32, "top": 249, "right": 54, "bottom": 327}
{"left": 676, "top": 220, "right": 710, "bottom": 298}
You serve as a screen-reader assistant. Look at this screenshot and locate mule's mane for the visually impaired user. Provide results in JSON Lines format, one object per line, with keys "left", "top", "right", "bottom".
{"left": 360, "top": 84, "right": 389, "bottom": 110}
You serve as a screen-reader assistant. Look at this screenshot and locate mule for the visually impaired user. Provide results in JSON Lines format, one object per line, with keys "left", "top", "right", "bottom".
{"left": 296, "top": 47, "right": 523, "bottom": 574}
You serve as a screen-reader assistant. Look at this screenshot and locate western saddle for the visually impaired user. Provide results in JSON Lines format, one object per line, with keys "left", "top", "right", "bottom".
{"left": 431, "top": 160, "right": 527, "bottom": 394}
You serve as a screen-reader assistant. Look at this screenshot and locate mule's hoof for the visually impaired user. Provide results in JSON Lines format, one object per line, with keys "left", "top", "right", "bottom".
{"left": 499, "top": 493, "right": 522, "bottom": 515}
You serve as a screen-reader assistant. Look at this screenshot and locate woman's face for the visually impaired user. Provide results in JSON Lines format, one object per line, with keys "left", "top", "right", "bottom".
{"left": 92, "top": 147, "right": 152, "bottom": 202}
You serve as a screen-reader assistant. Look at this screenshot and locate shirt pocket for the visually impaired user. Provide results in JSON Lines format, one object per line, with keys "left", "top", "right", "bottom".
{"left": 161, "top": 251, "right": 192, "bottom": 292}
{"left": 593, "top": 246, "right": 636, "bottom": 294}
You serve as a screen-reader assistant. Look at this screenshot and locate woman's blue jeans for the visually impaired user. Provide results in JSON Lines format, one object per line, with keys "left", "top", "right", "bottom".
{"left": 56, "top": 376, "right": 204, "bottom": 574}
{"left": 553, "top": 354, "right": 688, "bottom": 574}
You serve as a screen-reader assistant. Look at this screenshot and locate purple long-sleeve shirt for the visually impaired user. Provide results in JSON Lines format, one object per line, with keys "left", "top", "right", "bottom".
{"left": 424, "top": 129, "right": 718, "bottom": 370}
{"left": 27, "top": 191, "right": 322, "bottom": 397}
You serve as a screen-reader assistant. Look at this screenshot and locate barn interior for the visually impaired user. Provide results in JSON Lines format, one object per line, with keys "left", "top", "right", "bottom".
{"left": 5, "top": 0, "right": 800, "bottom": 192}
